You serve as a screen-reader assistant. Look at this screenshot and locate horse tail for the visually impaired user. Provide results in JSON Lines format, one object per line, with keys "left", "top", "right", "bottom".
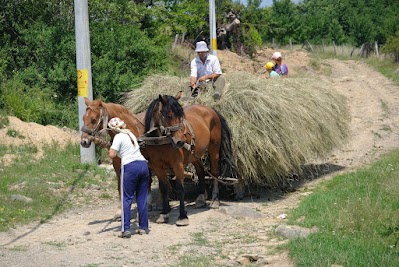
{"left": 214, "top": 109, "right": 236, "bottom": 178}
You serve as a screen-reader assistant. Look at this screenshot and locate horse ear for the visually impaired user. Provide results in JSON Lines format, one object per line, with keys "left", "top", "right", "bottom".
{"left": 98, "top": 97, "right": 104, "bottom": 107}
{"left": 175, "top": 91, "right": 183, "bottom": 100}
{"left": 159, "top": 94, "right": 167, "bottom": 105}
{"left": 84, "top": 97, "right": 91, "bottom": 106}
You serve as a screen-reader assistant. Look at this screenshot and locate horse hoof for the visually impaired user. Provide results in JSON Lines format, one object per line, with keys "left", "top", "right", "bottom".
{"left": 195, "top": 194, "right": 207, "bottom": 209}
{"left": 156, "top": 214, "right": 169, "bottom": 224}
{"left": 209, "top": 200, "right": 220, "bottom": 209}
{"left": 176, "top": 218, "right": 189, "bottom": 226}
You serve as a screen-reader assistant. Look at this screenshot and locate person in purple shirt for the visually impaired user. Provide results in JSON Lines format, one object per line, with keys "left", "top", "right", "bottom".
{"left": 272, "top": 51, "right": 288, "bottom": 77}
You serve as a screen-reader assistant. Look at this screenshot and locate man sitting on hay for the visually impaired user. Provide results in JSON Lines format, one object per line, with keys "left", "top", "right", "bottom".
{"left": 189, "top": 41, "right": 225, "bottom": 100}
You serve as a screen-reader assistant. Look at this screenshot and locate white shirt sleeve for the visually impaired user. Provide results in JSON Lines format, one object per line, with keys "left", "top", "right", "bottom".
{"left": 190, "top": 58, "right": 198, "bottom": 78}
{"left": 212, "top": 57, "right": 222, "bottom": 74}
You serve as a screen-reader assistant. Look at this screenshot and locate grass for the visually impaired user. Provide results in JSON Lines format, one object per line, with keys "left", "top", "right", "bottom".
{"left": 0, "top": 143, "right": 113, "bottom": 232}
{"left": 287, "top": 149, "right": 399, "bottom": 267}
{"left": 6, "top": 128, "right": 25, "bottom": 139}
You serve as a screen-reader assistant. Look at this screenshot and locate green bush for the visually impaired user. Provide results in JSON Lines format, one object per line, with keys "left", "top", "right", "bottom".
{"left": 0, "top": 77, "right": 77, "bottom": 129}
{"left": 382, "top": 31, "right": 399, "bottom": 62}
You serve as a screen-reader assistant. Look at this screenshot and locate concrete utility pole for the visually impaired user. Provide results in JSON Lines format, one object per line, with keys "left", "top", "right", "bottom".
{"left": 209, "top": 0, "right": 217, "bottom": 55}
{"left": 74, "top": 0, "right": 96, "bottom": 163}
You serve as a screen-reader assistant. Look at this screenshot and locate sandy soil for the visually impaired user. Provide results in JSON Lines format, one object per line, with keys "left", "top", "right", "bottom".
{"left": 1, "top": 50, "right": 399, "bottom": 267}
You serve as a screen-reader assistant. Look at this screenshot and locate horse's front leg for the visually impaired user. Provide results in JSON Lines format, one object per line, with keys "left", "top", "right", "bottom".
{"left": 173, "top": 165, "right": 189, "bottom": 226}
{"left": 155, "top": 170, "right": 171, "bottom": 224}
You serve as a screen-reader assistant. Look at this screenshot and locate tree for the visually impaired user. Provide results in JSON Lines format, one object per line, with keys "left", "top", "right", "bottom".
{"left": 382, "top": 32, "right": 399, "bottom": 62}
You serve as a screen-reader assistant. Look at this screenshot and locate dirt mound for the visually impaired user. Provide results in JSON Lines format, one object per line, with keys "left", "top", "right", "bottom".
{"left": 218, "top": 47, "right": 310, "bottom": 78}
{"left": 0, "top": 116, "right": 80, "bottom": 165}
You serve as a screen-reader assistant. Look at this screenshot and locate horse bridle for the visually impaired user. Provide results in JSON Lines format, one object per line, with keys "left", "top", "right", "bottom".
{"left": 157, "top": 105, "right": 183, "bottom": 137}
{"left": 81, "top": 106, "right": 109, "bottom": 138}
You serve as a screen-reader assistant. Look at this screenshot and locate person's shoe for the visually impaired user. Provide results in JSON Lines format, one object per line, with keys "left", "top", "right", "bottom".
{"left": 191, "top": 88, "right": 199, "bottom": 98}
{"left": 118, "top": 231, "right": 132, "bottom": 238}
{"left": 135, "top": 229, "right": 149, "bottom": 235}
{"left": 213, "top": 92, "right": 221, "bottom": 100}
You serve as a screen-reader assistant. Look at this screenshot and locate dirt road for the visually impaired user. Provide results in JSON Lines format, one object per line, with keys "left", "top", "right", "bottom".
{"left": 1, "top": 57, "right": 399, "bottom": 267}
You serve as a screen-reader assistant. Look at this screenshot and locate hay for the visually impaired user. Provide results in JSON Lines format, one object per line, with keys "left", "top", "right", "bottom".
{"left": 124, "top": 72, "right": 350, "bottom": 188}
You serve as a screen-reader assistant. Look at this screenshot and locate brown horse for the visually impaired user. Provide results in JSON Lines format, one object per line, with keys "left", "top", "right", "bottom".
{"left": 80, "top": 97, "right": 147, "bottom": 217}
{"left": 143, "top": 92, "right": 234, "bottom": 226}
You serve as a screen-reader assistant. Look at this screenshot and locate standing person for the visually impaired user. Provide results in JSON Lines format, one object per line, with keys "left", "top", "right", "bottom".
{"left": 190, "top": 41, "right": 225, "bottom": 100}
{"left": 264, "top": 62, "right": 280, "bottom": 78}
{"left": 272, "top": 51, "right": 289, "bottom": 77}
{"left": 108, "top": 117, "right": 150, "bottom": 238}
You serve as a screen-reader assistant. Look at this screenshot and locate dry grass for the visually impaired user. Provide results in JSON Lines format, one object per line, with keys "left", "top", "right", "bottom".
{"left": 124, "top": 72, "right": 350, "bottom": 188}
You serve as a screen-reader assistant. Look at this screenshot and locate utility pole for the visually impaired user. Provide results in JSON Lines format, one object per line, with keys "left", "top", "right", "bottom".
{"left": 74, "top": 0, "right": 96, "bottom": 163}
{"left": 209, "top": 0, "right": 217, "bottom": 55}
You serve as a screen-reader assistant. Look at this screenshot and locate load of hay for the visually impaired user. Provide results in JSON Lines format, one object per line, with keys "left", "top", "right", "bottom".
{"left": 124, "top": 72, "right": 350, "bottom": 188}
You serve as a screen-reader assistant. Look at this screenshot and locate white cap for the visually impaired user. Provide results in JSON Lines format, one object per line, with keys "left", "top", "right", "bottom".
{"left": 195, "top": 41, "right": 209, "bottom": 52}
{"left": 272, "top": 51, "right": 282, "bottom": 60}
{"left": 108, "top": 117, "right": 126, "bottom": 130}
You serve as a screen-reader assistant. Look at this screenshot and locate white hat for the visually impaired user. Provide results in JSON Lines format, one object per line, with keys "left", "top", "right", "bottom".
{"left": 272, "top": 51, "right": 282, "bottom": 60}
{"left": 108, "top": 117, "right": 126, "bottom": 130}
{"left": 195, "top": 41, "right": 209, "bottom": 52}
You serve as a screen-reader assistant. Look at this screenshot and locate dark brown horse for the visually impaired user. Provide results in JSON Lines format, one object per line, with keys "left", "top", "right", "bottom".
{"left": 80, "top": 97, "right": 147, "bottom": 217}
{"left": 143, "top": 92, "right": 234, "bottom": 226}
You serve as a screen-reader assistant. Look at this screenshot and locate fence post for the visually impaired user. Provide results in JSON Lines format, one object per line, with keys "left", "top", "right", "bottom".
{"left": 181, "top": 32, "right": 186, "bottom": 45}
{"left": 342, "top": 44, "right": 344, "bottom": 56}
{"left": 375, "top": 41, "right": 379, "bottom": 57}
{"left": 306, "top": 40, "right": 314, "bottom": 52}
{"left": 322, "top": 38, "right": 325, "bottom": 53}
{"left": 333, "top": 41, "right": 336, "bottom": 55}
{"left": 173, "top": 34, "right": 179, "bottom": 49}
{"left": 350, "top": 47, "right": 355, "bottom": 57}
{"left": 358, "top": 43, "right": 364, "bottom": 57}
{"left": 289, "top": 39, "right": 292, "bottom": 50}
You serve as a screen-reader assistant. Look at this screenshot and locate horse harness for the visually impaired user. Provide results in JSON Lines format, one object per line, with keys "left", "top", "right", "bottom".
{"left": 81, "top": 105, "right": 143, "bottom": 148}
{"left": 81, "top": 106, "right": 109, "bottom": 139}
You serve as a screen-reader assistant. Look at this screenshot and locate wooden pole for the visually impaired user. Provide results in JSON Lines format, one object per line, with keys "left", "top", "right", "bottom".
{"left": 74, "top": 0, "right": 95, "bottom": 163}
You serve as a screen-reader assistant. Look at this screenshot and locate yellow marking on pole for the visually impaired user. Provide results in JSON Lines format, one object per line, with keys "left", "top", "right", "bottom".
{"left": 77, "top": 69, "right": 89, "bottom": 97}
{"left": 212, "top": 38, "right": 217, "bottom": 51}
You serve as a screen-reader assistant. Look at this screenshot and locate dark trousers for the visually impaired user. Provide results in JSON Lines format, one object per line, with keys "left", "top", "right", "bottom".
{"left": 120, "top": 160, "right": 150, "bottom": 232}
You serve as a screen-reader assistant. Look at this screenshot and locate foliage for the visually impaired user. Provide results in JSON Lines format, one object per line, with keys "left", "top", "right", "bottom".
{"left": 241, "top": 24, "right": 262, "bottom": 57}
{"left": 288, "top": 150, "right": 399, "bottom": 266}
{"left": 0, "top": 77, "right": 77, "bottom": 129}
{"left": 381, "top": 32, "right": 399, "bottom": 62}
{"left": 1, "top": 0, "right": 399, "bottom": 128}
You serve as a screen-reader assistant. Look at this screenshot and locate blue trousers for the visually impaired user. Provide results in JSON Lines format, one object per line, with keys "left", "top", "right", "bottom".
{"left": 120, "top": 160, "right": 150, "bottom": 232}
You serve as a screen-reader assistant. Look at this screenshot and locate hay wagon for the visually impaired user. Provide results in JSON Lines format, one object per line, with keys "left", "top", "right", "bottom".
{"left": 123, "top": 73, "right": 351, "bottom": 194}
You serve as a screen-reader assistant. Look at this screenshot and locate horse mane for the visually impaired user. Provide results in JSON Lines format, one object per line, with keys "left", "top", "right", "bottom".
{"left": 144, "top": 95, "right": 184, "bottom": 132}
{"left": 144, "top": 98, "right": 159, "bottom": 132}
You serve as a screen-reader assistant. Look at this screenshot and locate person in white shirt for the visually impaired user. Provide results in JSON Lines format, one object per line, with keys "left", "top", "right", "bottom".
{"left": 190, "top": 41, "right": 225, "bottom": 100}
{"left": 108, "top": 117, "right": 149, "bottom": 238}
